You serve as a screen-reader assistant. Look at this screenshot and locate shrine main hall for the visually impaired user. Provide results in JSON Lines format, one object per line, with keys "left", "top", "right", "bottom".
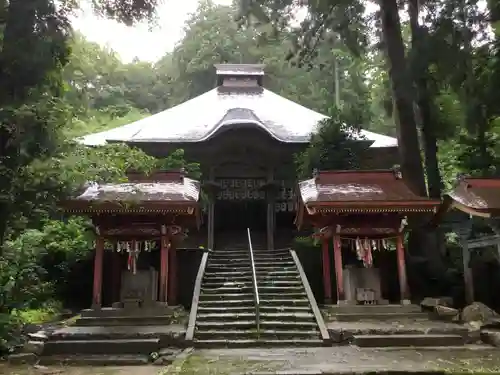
{"left": 57, "top": 63, "right": 453, "bottom": 353}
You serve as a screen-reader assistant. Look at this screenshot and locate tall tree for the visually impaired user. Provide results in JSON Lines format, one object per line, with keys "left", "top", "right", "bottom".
{"left": 0, "top": 0, "right": 160, "bottom": 247}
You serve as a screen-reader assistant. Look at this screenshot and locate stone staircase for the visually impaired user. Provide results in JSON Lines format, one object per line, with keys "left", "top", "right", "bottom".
{"left": 193, "top": 247, "right": 326, "bottom": 347}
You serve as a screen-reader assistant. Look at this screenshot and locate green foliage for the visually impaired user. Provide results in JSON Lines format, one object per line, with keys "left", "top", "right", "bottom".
{"left": 296, "top": 107, "right": 364, "bottom": 178}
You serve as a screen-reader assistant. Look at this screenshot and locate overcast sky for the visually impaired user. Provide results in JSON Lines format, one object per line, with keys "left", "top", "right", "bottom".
{"left": 71, "top": 0, "right": 233, "bottom": 63}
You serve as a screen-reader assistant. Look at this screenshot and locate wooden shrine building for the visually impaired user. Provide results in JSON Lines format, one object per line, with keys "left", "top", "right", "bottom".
{"left": 63, "top": 170, "right": 201, "bottom": 309}
{"left": 433, "top": 175, "right": 500, "bottom": 304}
{"left": 78, "top": 64, "right": 399, "bottom": 251}
{"left": 296, "top": 169, "right": 440, "bottom": 305}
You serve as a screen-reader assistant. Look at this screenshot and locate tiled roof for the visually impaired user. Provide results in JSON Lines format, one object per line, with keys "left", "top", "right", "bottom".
{"left": 297, "top": 170, "right": 439, "bottom": 213}
{"left": 65, "top": 171, "right": 200, "bottom": 213}
{"left": 447, "top": 177, "right": 500, "bottom": 214}
{"left": 78, "top": 87, "right": 398, "bottom": 148}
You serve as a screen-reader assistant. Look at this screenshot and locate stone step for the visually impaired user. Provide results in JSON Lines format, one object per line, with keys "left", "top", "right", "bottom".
{"left": 208, "top": 259, "right": 250, "bottom": 265}
{"left": 197, "top": 305, "right": 312, "bottom": 314}
{"left": 253, "top": 251, "right": 291, "bottom": 257}
{"left": 260, "top": 321, "right": 319, "bottom": 329}
{"left": 197, "top": 313, "right": 256, "bottom": 321}
{"left": 206, "top": 263, "right": 250, "bottom": 269}
{"left": 260, "top": 299, "right": 310, "bottom": 306}
{"left": 332, "top": 312, "right": 429, "bottom": 322}
{"left": 80, "top": 307, "right": 174, "bottom": 318}
{"left": 259, "top": 292, "right": 307, "bottom": 299}
{"left": 253, "top": 249, "right": 291, "bottom": 255}
{"left": 210, "top": 252, "right": 249, "bottom": 258}
{"left": 195, "top": 330, "right": 320, "bottom": 340}
{"left": 258, "top": 280, "right": 303, "bottom": 286}
{"left": 258, "top": 286, "right": 305, "bottom": 293}
{"left": 196, "top": 320, "right": 318, "bottom": 330}
{"left": 257, "top": 270, "right": 299, "bottom": 277}
{"left": 254, "top": 261, "right": 295, "bottom": 267}
{"left": 43, "top": 338, "right": 160, "bottom": 355}
{"left": 353, "top": 334, "right": 465, "bottom": 348}
{"left": 38, "top": 354, "right": 150, "bottom": 366}
{"left": 260, "top": 312, "right": 315, "bottom": 320}
{"left": 196, "top": 321, "right": 255, "bottom": 330}
{"left": 256, "top": 266, "right": 297, "bottom": 271}
{"left": 202, "top": 281, "right": 253, "bottom": 289}
{"left": 193, "top": 339, "right": 324, "bottom": 348}
{"left": 48, "top": 326, "right": 175, "bottom": 341}
{"left": 327, "top": 304, "right": 422, "bottom": 314}
{"left": 199, "top": 299, "right": 254, "bottom": 307}
{"left": 253, "top": 257, "right": 292, "bottom": 262}
{"left": 75, "top": 316, "right": 172, "bottom": 327}
{"left": 196, "top": 311, "right": 314, "bottom": 322}
{"left": 201, "top": 286, "right": 253, "bottom": 293}
{"left": 198, "top": 306, "right": 255, "bottom": 313}
{"left": 199, "top": 293, "right": 254, "bottom": 301}
{"left": 204, "top": 273, "right": 252, "bottom": 280}
{"left": 210, "top": 250, "right": 248, "bottom": 256}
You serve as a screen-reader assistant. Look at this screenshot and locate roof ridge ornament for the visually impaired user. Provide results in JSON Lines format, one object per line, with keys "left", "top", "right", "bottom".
{"left": 456, "top": 173, "right": 468, "bottom": 183}
{"left": 313, "top": 168, "right": 319, "bottom": 181}
{"left": 392, "top": 165, "right": 402, "bottom": 179}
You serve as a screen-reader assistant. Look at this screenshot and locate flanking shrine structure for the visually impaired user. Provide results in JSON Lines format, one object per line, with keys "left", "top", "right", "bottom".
{"left": 296, "top": 169, "right": 441, "bottom": 305}
{"left": 63, "top": 170, "right": 201, "bottom": 309}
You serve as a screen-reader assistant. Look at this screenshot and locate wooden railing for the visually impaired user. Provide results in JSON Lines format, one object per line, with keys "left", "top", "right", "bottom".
{"left": 247, "top": 228, "right": 260, "bottom": 338}
{"left": 185, "top": 250, "right": 209, "bottom": 342}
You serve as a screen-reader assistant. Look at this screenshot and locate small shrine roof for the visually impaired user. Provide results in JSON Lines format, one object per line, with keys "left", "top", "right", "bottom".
{"left": 64, "top": 171, "right": 201, "bottom": 214}
{"left": 77, "top": 65, "right": 397, "bottom": 148}
{"left": 297, "top": 169, "right": 439, "bottom": 214}
{"left": 441, "top": 176, "right": 500, "bottom": 218}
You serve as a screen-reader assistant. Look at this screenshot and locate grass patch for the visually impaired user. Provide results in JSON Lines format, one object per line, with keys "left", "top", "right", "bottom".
{"left": 175, "top": 354, "right": 284, "bottom": 375}
{"left": 11, "top": 301, "right": 64, "bottom": 325}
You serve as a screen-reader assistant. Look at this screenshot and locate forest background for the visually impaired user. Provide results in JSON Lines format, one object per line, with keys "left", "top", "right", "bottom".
{"left": 1, "top": 0, "right": 500, "bottom": 351}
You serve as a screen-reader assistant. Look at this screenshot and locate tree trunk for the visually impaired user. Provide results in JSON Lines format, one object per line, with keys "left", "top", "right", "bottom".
{"left": 379, "top": 0, "right": 426, "bottom": 196}
{"left": 408, "top": 0, "right": 443, "bottom": 198}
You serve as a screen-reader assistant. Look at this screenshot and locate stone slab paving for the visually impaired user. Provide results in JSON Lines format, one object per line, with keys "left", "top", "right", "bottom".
{"left": 186, "top": 346, "right": 500, "bottom": 374}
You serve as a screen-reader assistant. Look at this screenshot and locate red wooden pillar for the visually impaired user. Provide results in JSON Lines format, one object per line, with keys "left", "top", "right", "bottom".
{"left": 333, "top": 235, "right": 345, "bottom": 304}
{"left": 321, "top": 238, "right": 332, "bottom": 304}
{"left": 159, "top": 235, "right": 169, "bottom": 303}
{"left": 168, "top": 243, "right": 178, "bottom": 305}
{"left": 92, "top": 236, "right": 104, "bottom": 308}
{"left": 396, "top": 233, "right": 410, "bottom": 303}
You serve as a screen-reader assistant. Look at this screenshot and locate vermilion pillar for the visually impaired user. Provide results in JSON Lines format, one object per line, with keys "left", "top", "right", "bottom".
{"left": 321, "top": 238, "right": 332, "bottom": 304}
{"left": 168, "top": 244, "right": 178, "bottom": 305}
{"left": 159, "top": 236, "right": 169, "bottom": 303}
{"left": 396, "top": 234, "right": 410, "bottom": 303}
{"left": 92, "top": 236, "right": 104, "bottom": 308}
{"left": 333, "top": 235, "right": 344, "bottom": 304}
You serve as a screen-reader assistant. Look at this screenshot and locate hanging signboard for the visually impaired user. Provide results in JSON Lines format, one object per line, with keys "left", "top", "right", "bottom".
{"left": 215, "top": 178, "right": 297, "bottom": 212}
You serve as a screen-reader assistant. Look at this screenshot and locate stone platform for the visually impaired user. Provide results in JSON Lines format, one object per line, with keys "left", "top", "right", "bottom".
{"left": 323, "top": 304, "right": 471, "bottom": 348}
{"left": 30, "top": 306, "right": 188, "bottom": 365}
